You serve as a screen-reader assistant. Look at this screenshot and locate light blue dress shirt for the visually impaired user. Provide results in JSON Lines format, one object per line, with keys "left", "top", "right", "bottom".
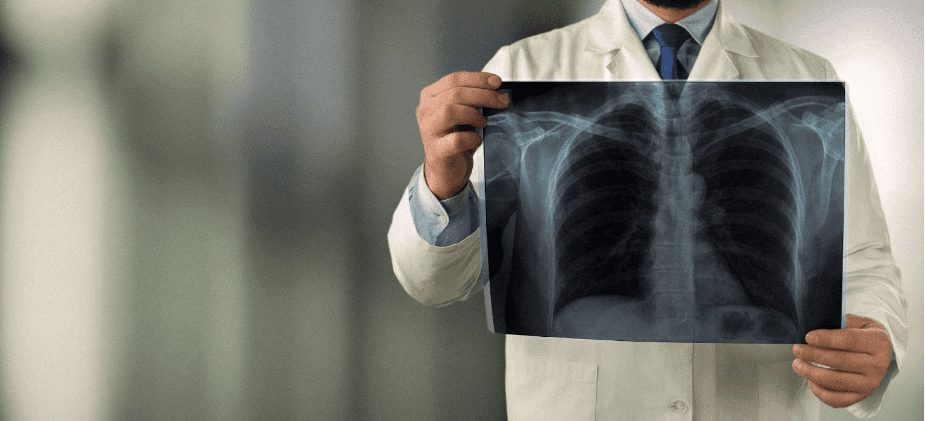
{"left": 410, "top": 0, "right": 718, "bottom": 246}
{"left": 407, "top": 165, "right": 480, "bottom": 246}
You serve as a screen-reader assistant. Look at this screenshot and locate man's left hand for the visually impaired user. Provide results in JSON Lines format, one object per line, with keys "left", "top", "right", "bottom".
{"left": 791, "top": 314, "right": 892, "bottom": 408}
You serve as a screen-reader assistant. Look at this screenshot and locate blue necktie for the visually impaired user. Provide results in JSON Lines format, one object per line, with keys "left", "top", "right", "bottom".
{"left": 651, "top": 24, "right": 692, "bottom": 80}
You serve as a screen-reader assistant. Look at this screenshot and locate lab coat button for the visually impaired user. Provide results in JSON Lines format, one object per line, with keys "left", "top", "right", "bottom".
{"left": 437, "top": 214, "right": 448, "bottom": 224}
{"left": 670, "top": 400, "right": 688, "bottom": 413}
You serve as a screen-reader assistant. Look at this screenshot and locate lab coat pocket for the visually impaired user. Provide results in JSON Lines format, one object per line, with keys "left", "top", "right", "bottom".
{"left": 506, "top": 355, "right": 598, "bottom": 421}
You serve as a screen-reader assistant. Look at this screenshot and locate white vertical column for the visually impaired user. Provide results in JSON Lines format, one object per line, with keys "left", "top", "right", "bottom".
{"left": 0, "top": 0, "right": 119, "bottom": 420}
{"left": 205, "top": 0, "right": 248, "bottom": 418}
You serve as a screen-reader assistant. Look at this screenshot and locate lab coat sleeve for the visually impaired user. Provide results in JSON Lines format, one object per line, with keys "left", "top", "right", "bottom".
{"left": 830, "top": 64, "right": 909, "bottom": 419}
{"left": 386, "top": 47, "right": 514, "bottom": 307}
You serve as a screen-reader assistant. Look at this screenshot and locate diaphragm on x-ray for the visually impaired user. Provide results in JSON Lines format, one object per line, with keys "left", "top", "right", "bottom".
{"left": 477, "top": 81, "right": 846, "bottom": 344}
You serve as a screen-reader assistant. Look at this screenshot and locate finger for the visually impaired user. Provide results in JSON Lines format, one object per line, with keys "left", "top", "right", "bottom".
{"left": 805, "top": 329, "right": 858, "bottom": 351}
{"left": 426, "top": 131, "right": 483, "bottom": 160}
{"left": 425, "top": 86, "right": 509, "bottom": 110}
{"left": 792, "top": 358, "right": 872, "bottom": 393}
{"left": 806, "top": 380, "right": 867, "bottom": 409}
{"left": 422, "top": 71, "right": 502, "bottom": 99}
{"left": 419, "top": 104, "right": 488, "bottom": 137}
{"left": 805, "top": 328, "right": 888, "bottom": 355}
{"left": 845, "top": 314, "right": 868, "bottom": 329}
{"left": 792, "top": 344, "right": 872, "bottom": 375}
{"left": 846, "top": 314, "right": 890, "bottom": 337}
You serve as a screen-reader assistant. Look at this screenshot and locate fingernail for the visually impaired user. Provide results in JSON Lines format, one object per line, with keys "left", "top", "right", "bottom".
{"left": 792, "top": 345, "right": 803, "bottom": 356}
{"left": 498, "top": 93, "right": 509, "bottom": 105}
{"left": 488, "top": 75, "right": 502, "bottom": 87}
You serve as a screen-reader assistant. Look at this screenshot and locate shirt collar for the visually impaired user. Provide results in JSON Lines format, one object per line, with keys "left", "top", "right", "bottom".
{"left": 620, "top": 0, "right": 718, "bottom": 45}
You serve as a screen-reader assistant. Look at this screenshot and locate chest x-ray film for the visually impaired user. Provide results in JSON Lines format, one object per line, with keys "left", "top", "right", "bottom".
{"left": 477, "top": 82, "right": 846, "bottom": 344}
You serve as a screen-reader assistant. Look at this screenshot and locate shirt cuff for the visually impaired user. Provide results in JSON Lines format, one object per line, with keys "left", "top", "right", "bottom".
{"left": 408, "top": 165, "right": 479, "bottom": 246}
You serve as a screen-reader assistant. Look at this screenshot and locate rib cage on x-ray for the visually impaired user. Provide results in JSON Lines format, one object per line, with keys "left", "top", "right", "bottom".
{"left": 479, "top": 82, "right": 846, "bottom": 344}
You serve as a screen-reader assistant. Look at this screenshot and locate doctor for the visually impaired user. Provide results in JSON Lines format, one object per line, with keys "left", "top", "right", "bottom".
{"left": 389, "top": 0, "right": 908, "bottom": 419}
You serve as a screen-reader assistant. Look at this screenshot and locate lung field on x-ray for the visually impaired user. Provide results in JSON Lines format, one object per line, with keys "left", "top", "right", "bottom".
{"left": 479, "top": 82, "right": 845, "bottom": 344}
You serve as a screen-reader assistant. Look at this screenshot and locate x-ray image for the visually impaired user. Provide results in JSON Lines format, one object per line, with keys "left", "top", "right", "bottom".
{"left": 477, "top": 82, "right": 846, "bottom": 344}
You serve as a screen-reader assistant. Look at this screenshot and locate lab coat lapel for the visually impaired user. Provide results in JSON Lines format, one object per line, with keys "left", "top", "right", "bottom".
{"left": 688, "top": 0, "right": 757, "bottom": 80}
{"left": 585, "top": 0, "right": 661, "bottom": 81}
{"left": 689, "top": 32, "right": 739, "bottom": 80}
{"left": 607, "top": 42, "right": 661, "bottom": 81}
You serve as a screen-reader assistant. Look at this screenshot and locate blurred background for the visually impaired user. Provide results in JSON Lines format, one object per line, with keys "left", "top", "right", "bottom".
{"left": 0, "top": 0, "right": 919, "bottom": 420}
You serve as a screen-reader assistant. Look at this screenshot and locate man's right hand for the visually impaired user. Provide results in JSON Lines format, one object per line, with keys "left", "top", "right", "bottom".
{"left": 416, "top": 71, "right": 509, "bottom": 199}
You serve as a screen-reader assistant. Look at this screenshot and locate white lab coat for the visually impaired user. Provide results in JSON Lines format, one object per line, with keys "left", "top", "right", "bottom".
{"left": 387, "top": 1, "right": 908, "bottom": 419}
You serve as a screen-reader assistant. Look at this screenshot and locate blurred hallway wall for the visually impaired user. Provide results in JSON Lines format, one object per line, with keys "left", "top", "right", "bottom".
{"left": 103, "top": 0, "right": 250, "bottom": 419}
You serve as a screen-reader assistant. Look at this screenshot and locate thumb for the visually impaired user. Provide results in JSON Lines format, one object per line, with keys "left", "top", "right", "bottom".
{"left": 846, "top": 314, "right": 884, "bottom": 330}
